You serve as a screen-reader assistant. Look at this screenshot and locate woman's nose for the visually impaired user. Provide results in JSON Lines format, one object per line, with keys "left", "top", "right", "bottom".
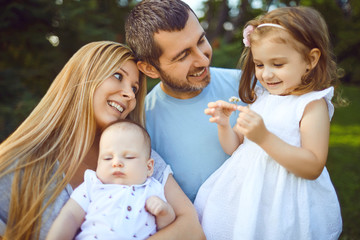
{"left": 121, "top": 85, "right": 135, "bottom": 99}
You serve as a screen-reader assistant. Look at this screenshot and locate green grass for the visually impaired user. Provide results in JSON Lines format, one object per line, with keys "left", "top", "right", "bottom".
{"left": 327, "top": 85, "right": 360, "bottom": 239}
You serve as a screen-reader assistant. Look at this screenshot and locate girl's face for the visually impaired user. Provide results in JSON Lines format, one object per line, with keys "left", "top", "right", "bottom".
{"left": 93, "top": 60, "right": 140, "bottom": 129}
{"left": 251, "top": 33, "right": 310, "bottom": 95}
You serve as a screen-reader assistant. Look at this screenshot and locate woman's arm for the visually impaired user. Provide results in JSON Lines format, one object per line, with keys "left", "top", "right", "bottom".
{"left": 148, "top": 175, "right": 206, "bottom": 240}
{"left": 46, "top": 198, "right": 85, "bottom": 240}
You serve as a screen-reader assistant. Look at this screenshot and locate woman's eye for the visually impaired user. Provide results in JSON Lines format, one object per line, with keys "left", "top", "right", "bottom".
{"left": 132, "top": 86, "right": 138, "bottom": 94}
{"left": 114, "top": 73, "right": 123, "bottom": 80}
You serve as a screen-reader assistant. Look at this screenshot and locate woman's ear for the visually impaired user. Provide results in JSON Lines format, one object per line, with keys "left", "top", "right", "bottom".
{"left": 146, "top": 158, "right": 154, "bottom": 177}
{"left": 137, "top": 61, "right": 160, "bottom": 79}
{"left": 307, "top": 48, "right": 321, "bottom": 70}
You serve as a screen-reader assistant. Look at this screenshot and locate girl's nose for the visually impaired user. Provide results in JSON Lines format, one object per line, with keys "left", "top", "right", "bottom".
{"left": 262, "top": 67, "right": 274, "bottom": 80}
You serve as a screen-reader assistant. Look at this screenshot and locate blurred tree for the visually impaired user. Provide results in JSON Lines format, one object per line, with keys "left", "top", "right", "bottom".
{"left": 202, "top": 0, "right": 360, "bottom": 84}
{"left": 0, "top": 0, "right": 132, "bottom": 141}
{"left": 1, "top": 0, "right": 359, "bottom": 142}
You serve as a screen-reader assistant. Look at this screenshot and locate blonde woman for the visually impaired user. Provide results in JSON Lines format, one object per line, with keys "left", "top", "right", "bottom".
{"left": 0, "top": 41, "right": 204, "bottom": 240}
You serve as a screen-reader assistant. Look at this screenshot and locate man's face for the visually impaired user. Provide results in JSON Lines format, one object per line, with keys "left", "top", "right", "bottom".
{"left": 154, "top": 11, "right": 213, "bottom": 99}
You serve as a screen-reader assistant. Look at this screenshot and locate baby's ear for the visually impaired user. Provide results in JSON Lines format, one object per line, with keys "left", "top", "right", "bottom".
{"left": 137, "top": 61, "right": 160, "bottom": 79}
{"left": 307, "top": 48, "right": 321, "bottom": 70}
{"left": 146, "top": 158, "right": 154, "bottom": 177}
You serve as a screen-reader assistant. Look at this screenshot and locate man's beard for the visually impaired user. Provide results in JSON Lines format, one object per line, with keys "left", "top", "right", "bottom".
{"left": 158, "top": 68, "right": 210, "bottom": 93}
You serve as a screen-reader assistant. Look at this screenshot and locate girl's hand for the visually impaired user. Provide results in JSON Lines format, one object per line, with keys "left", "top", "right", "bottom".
{"left": 235, "top": 105, "right": 268, "bottom": 144}
{"left": 204, "top": 100, "right": 237, "bottom": 127}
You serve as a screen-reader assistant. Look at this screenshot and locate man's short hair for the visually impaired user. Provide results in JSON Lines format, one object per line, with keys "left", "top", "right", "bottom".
{"left": 125, "top": 0, "right": 195, "bottom": 69}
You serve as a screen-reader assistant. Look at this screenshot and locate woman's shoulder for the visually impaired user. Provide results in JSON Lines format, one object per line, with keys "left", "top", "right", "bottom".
{"left": 151, "top": 149, "right": 173, "bottom": 186}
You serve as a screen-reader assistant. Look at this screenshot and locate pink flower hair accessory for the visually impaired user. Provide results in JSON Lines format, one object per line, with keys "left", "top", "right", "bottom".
{"left": 243, "top": 25, "right": 254, "bottom": 47}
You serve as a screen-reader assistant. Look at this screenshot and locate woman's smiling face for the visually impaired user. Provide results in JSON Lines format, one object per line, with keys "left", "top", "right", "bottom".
{"left": 93, "top": 60, "right": 140, "bottom": 129}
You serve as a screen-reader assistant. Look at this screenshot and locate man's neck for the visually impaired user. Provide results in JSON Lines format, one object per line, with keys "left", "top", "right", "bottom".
{"left": 160, "top": 82, "right": 202, "bottom": 99}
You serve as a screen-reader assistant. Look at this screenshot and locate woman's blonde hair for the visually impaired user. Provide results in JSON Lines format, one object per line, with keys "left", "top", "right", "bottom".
{"left": 0, "top": 41, "right": 146, "bottom": 239}
{"left": 238, "top": 6, "right": 341, "bottom": 104}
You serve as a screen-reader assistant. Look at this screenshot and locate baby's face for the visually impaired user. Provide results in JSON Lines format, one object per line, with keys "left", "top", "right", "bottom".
{"left": 96, "top": 127, "right": 152, "bottom": 186}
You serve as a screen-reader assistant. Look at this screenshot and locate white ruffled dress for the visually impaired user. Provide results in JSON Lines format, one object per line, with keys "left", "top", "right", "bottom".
{"left": 194, "top": 87, "right": 342, "bottom": 240}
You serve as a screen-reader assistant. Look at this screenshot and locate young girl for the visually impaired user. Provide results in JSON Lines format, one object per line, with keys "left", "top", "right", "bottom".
{"left": 194, "top": 6, "right": 342, "bottom": 240}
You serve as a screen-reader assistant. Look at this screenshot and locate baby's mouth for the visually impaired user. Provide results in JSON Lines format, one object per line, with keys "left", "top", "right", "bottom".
{"left": 107, "top": 101, "right": 124, "bottom": 113}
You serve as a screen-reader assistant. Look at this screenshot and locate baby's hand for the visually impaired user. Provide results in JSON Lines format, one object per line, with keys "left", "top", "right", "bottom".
{"left": 235, "top": 105, "right": 267, "bottom": 144}
{"left": 145, "top": 196, "right": 171, "bottom": 217}
{"left": 204, "top": 100, "right": 237, "bottom": 126}
{"left": 145, "top": 196, "right": 175, "bottom": 230}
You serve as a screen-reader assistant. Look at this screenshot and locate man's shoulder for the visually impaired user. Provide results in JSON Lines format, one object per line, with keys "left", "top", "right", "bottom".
{"left": 210, "top": 67, "right": 241, "bottom": 83}
{"left": 210, "top": 66, "right": 241, "bottom": 75}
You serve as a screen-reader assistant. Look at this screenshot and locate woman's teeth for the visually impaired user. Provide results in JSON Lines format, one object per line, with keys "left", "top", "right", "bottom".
{"left": 107, "top": 101, "right": 124, "bottom": 113}
{"left": 191, "top": 68, "right": 205, "bottom": 77}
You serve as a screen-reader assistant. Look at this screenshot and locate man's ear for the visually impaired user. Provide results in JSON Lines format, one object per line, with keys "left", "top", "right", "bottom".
{"left": 137, "top": 61, "right": 160, "bottom": 79}
{"left": 146, "top": 158, "right": 154, "bottom": 177}
{"left": 307, "top": 48, "right": 321, "bottom": 70}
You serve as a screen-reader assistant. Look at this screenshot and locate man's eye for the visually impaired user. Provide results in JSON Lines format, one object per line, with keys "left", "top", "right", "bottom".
{"left": 178, "top": 51, "right": 190, "bottom": 61}
{"left": 114, "top": 73, "right": 123, "bottom": 80}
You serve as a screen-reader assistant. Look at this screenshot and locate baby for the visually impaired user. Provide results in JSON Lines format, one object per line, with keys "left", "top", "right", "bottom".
{"left": 47, "top": 119, "right": 175, "bottom": 239}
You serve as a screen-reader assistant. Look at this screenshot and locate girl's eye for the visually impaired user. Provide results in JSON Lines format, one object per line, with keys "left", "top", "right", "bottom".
{"left": 114, "top": 73, "right": 123, "bottom": 80}
{"left": 103, "top": 156, "right": 112, "bottom": 161}
{"left": 256, "top": 64, "right": 263, "bottom": 68}
{"left": 274, "top": 63, "right": 283, "bottom": 67}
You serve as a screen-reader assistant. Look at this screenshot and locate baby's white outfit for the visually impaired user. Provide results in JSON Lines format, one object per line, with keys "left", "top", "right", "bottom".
{"left": 72, "top": 169, "right": 170, "bottom": 240}
{"left": 194, "top": 87, "right": 342, "bottom": 240}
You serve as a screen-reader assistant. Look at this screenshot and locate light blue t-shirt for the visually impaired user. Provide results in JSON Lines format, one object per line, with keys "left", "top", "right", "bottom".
{"left": 145, "top": 67, "right": 243, "bottom": 202}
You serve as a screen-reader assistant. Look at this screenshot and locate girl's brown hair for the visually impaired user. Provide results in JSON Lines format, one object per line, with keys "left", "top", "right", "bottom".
{"left": 238, "top": 6, "right": 340, "bottom": 104}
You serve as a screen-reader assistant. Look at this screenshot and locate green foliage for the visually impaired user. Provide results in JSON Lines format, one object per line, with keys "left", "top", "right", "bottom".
{"left": 212, "top": 40, "right": 243, "bottom": 68}
{"left": 327, "top": 86, "right": 360, "bottom": 239}
{"left": 0, "top": 0, "right": 132, "bottom": 141}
